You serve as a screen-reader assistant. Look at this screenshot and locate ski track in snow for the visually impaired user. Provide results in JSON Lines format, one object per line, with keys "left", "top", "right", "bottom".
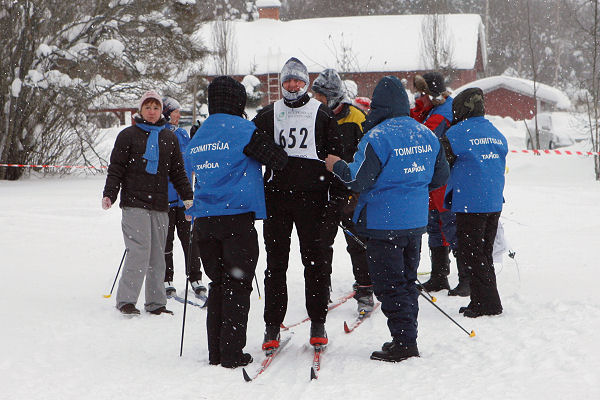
{"left": 2, "top": 139, "right": 600, "bottom": 398}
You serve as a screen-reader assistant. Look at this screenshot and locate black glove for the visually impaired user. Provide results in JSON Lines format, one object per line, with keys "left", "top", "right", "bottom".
{"left": 190, "top": 120, "right": 201, "bottom": 138}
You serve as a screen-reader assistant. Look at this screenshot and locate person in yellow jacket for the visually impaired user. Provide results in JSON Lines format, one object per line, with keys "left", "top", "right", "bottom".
{"left": 312, "top": 68, "right": 374, "bottom": 315}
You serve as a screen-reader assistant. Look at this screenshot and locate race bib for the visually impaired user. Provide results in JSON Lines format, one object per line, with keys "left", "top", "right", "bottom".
{"left": 273, "top": 98, "right": 321, "bottom": 160}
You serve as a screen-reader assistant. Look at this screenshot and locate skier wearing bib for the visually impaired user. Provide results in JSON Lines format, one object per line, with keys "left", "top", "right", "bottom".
{"left": 252, "top": 57, "right": 342, "bottom": 351}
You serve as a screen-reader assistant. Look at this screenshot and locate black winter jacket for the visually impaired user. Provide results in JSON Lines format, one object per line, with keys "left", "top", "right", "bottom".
{"left": 103, "top": 116, "right": 193, "bottom": 211}
{"left": 252, "top": 94, "right": 342, "bottom": 192}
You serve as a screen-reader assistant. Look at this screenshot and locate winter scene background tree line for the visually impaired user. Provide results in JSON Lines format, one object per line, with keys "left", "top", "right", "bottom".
{"left": 1, "top": 0, "right": 599, "bottom": 180}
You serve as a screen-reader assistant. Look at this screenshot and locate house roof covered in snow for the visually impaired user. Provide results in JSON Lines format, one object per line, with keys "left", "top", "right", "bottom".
{"left": 193, "top": 14, "right": 486, "bottom": 76}
{"left": 453, "top": 75, "right": 571, "bottom": 110}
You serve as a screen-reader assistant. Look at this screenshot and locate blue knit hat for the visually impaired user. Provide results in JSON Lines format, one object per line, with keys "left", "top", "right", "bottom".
{"left": 162, "top": 97, "right": 181, "bottom": 121}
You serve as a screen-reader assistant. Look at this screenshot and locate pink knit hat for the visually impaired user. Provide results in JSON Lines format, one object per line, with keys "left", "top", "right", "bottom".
{"left": 138, "top": 90, "right": 163, "bottom": 112}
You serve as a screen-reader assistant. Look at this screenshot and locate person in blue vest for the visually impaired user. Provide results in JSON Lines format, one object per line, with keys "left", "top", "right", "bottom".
{"left": 411, "top": 72, "right": 463, "bottom": 296}
{"left": 184, "top": 76, "right": 287, "bottom": 368}
{"left": 161, "top": 97, "right": 206, "bottom": 299}
{"left": 325, "top": 76, "right": 449, "bottom": 362}
{"left": 442, "top": 87, "right": 508, "bottom": 318}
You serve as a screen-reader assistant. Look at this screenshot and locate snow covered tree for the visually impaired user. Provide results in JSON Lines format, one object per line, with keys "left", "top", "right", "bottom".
{"left": 211, "top": 19, "right": 237, "bottom": 75}
{"left": 0, "top": 0, "right": 206, "bottom": 180}
{"left": 566, "top": 0, "right": 600, "bottom": 180}
{"left": 202, "top": 0, "right": 255, "bottom": 21}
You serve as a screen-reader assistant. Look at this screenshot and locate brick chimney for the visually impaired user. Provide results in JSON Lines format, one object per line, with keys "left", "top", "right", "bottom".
{"left": 256, "top": 0, "right": 281, "bottom": 20}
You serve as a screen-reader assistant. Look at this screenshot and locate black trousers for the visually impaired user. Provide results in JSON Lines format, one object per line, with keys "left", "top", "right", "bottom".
{"left": 263, "top": 190, "right": 331, "bottom": 326}
{"left": 193, "top": 213, "right": 258, "bottom": 365}
{"left": 456, "top": 212, "right": 503, "bottom": 312}
{"left": 321, "top": 194, "right": 371, "bottom": 287}
{"left": 164, "top": 206, "right": 202, "bottom": 282}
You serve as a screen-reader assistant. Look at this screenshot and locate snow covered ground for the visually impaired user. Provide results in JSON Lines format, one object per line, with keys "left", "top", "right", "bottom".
{"left": 2, "top": 119, "right": 600, "bottom": 399}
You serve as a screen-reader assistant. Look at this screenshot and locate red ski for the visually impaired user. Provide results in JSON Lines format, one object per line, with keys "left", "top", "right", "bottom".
{"left": 242, "top": 334, "right": 293, "bottom": 382}
{"left": 310, "top": 344, "right": 325, "bottom": 380}
{"left": 280, "top": 291, "right": 355, "bottom": 331}
{"left": 343, "top": 302, "right": 381, "bottom": 333}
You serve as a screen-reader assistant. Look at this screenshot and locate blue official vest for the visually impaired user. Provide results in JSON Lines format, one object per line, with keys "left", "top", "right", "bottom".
{"left": 167, "top": 124, "right": 192, "bottom": 207}
{"left": 353, "top": 116, "right": 440, "bottom": 230}
{"left": 445, "top": 116, "right": 508, "bottom": 213}
{"left": 183, "top": 114, "right": 266, "bottom": 219}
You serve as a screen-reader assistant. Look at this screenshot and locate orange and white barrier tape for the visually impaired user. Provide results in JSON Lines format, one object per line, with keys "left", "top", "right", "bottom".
{"left": 2, "top": 148, "right": 599, "bottom": 169}
{"left": 510, "top": 149, "right": 600, "bottom": 156}
{"left": 0, "top": 163, "right": 107, "bottom": 169}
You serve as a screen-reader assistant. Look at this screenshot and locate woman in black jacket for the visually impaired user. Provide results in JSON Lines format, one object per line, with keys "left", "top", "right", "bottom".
{"left": 102, "top": 90, "right": 193, "bottom": 316}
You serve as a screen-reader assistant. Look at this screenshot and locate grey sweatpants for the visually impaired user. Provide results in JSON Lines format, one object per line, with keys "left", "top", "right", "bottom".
{"left": 116, "top": 207, "right": 169, "bottom": 312}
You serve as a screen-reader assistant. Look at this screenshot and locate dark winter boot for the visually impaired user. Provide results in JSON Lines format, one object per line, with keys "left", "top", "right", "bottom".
{"left": 221, "top": 353, "right": 253, "bottom": 369}
{"left": 147, "top": 306, "right": 174, "bottom": 315}
{"left": 262, "top": 325, "right": 281, "bottom": 352}
{"left": 462, "top": 303, "right": 503, "bottom": 318}
{"left": 448, "top": 281, "right": 471, "bottom": 297}
{"left": 421, "top": 246, "right": 450, "bottom": 292}
{"left": 371, "top": 341, "right": 419, "bottom": 362}
{"left": 309, "top": 322, "right": 328, "bottom": 346}
{"left": 354, "top": 284, "right": 375, "bottom": 314}
{"left": 449, "top": 258, "right": 471, "bottom": 296}
{"left": 118, "top": 303, "right": 140, "bottom": 315}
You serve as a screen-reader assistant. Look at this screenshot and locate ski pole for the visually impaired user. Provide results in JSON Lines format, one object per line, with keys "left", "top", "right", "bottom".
{"left": 419, "top": 291, "right": 475, "bottom": 337}
{"left": 339, "top": 223, "right": 436, "bottom": 302}
{"left": 180, "top": 217, "right": 195, "bottom": 357}
{"left": 103, "top": 249, "right": 128, "bottom": 298}
{"left": 338, "top": 222, "right": 364, "bottom": 248}
{"left": 415, "top": 278, "right": 437, "bottom": 303}
{"left": 254, "top": 274, "right": 262, "bottom": 300}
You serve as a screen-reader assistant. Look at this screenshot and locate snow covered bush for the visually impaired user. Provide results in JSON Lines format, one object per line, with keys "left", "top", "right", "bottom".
{"left": 242, "top": 75, "right": 264, "bottom": 108}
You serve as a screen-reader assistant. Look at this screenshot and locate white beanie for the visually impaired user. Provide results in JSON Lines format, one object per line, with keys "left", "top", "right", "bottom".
{"left": 138, "top": 90, "right": 163, "bottom": 112}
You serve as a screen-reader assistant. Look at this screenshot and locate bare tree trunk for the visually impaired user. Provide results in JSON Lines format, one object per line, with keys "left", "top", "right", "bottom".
{"left": 420, "top": 14, "right": 455, "bottom": 72}
{"left": 526, "top": 0, "right": 540, "bottom": 149}
{"left": 592, "top": 1, "right": 600, "bottom": 180}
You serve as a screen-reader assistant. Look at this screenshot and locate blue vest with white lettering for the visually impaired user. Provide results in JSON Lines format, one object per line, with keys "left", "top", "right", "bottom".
{"left": 445, "top": 116, "right": 508, "bottom": 213}
{"left": 166, "top": 124, "right": 192, "bottom": 208}
{"left": 353, "top": 116, "right": 440, "bottom": 230}
{"left": 183, "top": 113, "right": 266, "bottom": 219}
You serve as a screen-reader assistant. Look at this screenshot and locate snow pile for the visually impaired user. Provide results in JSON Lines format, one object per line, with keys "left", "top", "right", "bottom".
{"left": 453, "top": 75, "right": 571, "bottom": 110}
